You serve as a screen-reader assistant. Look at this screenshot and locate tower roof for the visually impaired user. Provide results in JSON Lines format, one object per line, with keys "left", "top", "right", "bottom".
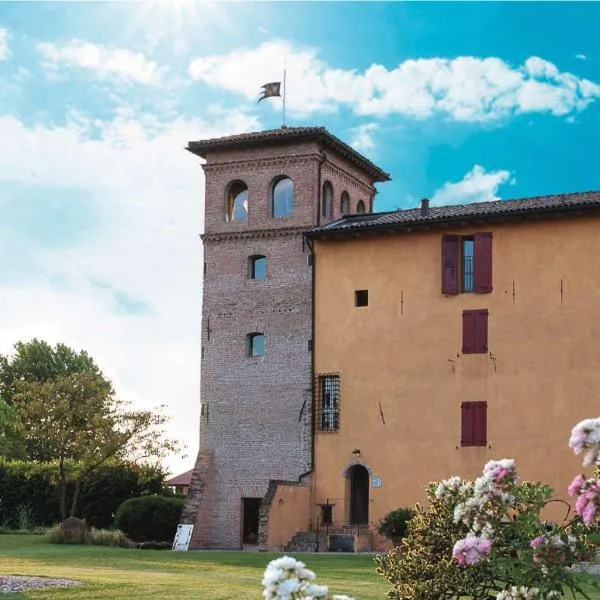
{"left": 186, "top": 126, "right": 391, "bottom": 183}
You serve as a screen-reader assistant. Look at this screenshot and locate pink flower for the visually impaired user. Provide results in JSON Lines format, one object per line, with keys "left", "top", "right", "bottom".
{"left": 453, "top": 536, "right": 493, "bottom": 566}
{"left": 568, "top": 474, "right": 586, "bottom": 497}
{"left": 530, "top": 535, "right": 545, "bottom": 549}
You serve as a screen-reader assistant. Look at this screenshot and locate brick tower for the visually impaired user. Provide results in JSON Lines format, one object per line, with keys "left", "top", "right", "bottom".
{"left": 182, "top": 126, "right": 389, "bottom": 549}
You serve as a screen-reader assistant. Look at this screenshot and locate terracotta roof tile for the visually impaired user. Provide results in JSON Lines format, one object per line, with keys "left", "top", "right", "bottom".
{"left": 186, "top": 126, "right": 390, "bottom": 182}
{"left": 166, "top": 469, "right": 193, "bottom": 486}
{"left": 310, "top": 190, "right": 600, "bottom": 236}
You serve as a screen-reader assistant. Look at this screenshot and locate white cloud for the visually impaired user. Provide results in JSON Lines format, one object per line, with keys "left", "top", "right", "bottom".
{"left": 0, "top": 107, "right": 260, "bottom": 474}
{"left": 0, "top": 26, "right": 9, "bottom": 61}
{"left": 431, "top": 165, "right": 514, "bottom": 206}
{"left": 37, "top": 39, "right": 167, "bottom": 85}
{"left": 349, "top": 123, "right": 379, "bottom": 152}
{"left": 189, "top": 40, "right": 600, "bottom": 122}
{"left": 576, "top": 54, "right": 587, "bottom": 61}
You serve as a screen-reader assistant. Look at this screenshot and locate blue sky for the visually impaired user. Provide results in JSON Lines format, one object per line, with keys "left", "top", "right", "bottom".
{"left": 0, "top": 1, "right": 599, "bottom": 473}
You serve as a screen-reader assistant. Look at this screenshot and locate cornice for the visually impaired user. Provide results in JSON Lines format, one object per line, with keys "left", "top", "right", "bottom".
{"left": 201, "top": 152, "right": 323, "bottom": 174}
{"left": 201, "top": 225, "right": 310, "bottom": 243}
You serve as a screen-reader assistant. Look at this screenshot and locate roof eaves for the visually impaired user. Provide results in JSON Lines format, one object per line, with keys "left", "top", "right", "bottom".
{"left": 307, "top": 198, "right": 600, "bottom": 239}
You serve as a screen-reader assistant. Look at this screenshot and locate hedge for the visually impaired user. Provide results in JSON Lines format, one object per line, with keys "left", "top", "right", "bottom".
{"left": 115, "top": 495, "right": 185, "bottom": 542}
{"left": 0, "top": 460, "right": 166, "bottom": 529}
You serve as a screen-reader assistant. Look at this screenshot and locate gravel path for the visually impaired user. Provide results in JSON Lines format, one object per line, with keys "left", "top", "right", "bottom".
{"left": 0, "top": 575, "right": 83, "bottom": 594}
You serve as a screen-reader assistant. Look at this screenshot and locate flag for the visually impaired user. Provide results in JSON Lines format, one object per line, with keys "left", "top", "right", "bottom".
{"left": 257, "top": 82, "right": 281, "bottom": 103}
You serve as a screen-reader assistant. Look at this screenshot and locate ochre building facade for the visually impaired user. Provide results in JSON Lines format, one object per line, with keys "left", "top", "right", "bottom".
{"left": 308, "top": 193, "right": 600, "bottom": 551}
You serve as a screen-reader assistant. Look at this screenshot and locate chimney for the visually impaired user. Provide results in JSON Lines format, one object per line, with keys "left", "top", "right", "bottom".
{"left": 420, "top": 198, "right": 430, "bottom": 216}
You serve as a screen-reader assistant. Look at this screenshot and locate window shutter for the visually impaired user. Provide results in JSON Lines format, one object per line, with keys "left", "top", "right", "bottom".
{"left": 476, "top": 309, "right": 489, "bottom": 353}
{"left": 474, "top": 232, "right": 493, "bottom": 293}
{"left": 473, "top": 402, "right": 487, "bottom": 446}
{"left": 442, "top": 235, "right": 459, "bottom": 294}
{"left": 462, "top": 310, "right": 476, "bottom": 354}
{"left": 461, "top": 402, "right": 474, "bottom": 445}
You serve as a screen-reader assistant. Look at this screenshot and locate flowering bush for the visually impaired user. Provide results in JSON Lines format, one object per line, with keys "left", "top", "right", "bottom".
{"left": 261, "top": 556, "right": 353, "bottom": 600}
{"left": 376, "top": 417, "right": 600, "bottom": 600}
{"left": 266, "top": 417, "right": 600, "bottom": 600}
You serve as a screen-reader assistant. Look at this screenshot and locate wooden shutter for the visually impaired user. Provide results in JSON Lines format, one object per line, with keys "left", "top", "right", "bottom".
{"left": 461, "top": 402, "right": 474, "bottom": 446}
{"left": 474, "top": 232, "right": 493, "bottom": 293}
{"left": 442, "top": 235, "right": 459, "bottom": 294}
{"left": 462, "top": 310, "right": 476, "bottom": 354}
{"left": 473, "top": 402, "right": 487, "bottom": 446}
{"left": 461, "top": 401, "right": 487, "bottom": 446}
{"left": 476, "top": 309, "right": 489, "bottom": 353}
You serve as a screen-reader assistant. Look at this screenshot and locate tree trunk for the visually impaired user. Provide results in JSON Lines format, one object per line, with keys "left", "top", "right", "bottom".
{"left": 58, "top": 457, "right": 67, "bottom": 521}
{"left": 69, "top": 477, "right": 82, "bottom": 517}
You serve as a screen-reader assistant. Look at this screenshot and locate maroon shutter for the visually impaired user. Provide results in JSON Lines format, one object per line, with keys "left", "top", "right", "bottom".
{"left": 476, "top": 309, "right": 489, "bottom": 353}
{"left": 473, "top": 402, "right": 487, "bottom": 446}
{"left": 442, "top": 235, "right": 459, "bottom": 294}
{"left": 474, "top": 232, "right": 493, "bottom": 293}
{"left": 462, "top": 310, "right": 476, "bottom": 354}
{"left": 461, "top": 402, "right": 473, "bottom": 446}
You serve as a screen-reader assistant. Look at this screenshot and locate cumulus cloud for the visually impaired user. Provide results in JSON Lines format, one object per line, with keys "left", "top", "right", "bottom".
{"left": 0, "top": 26, "right": 9, "bottom": 61}
{"left": 0, "top": 107, "right": 260, "bottom": 473}
{"left": 576, "top": 54, "right": 587, "bottom": 61}
{"left": 349, "top": 123, "right": 379, "bottom": 152}
{"left": 431, "top": 165, "right": 515, "bottom": 206}
{"left": 37, "top": 39, "right": 167, "bottom": 85}
{"left": 189, "top": 40, "right": 600, "bottom": 122}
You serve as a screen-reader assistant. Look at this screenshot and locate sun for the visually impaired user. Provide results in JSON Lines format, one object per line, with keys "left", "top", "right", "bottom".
{"left": 114, "top": 0, "right": 237, "bottom": 54}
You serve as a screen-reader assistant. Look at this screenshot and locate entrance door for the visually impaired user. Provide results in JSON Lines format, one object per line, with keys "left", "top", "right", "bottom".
{"left": 241, "top": 497, "right": 262, "bottom": 545}
{"left": 348, "top": 465, "right": 369, "bottom": 525}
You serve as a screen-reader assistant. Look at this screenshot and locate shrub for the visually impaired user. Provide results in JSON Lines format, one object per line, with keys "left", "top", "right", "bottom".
{"left": 377, "top": 507, "right": 415, "bottom": 542}
{"left": 0, "top": 460, "right": 165, "bottom": 529}
{"left": 114, "top": 495, "right": 185, "bottom": 542}
{"left": 46, "top": 525, "right": 133, "bottom": 547}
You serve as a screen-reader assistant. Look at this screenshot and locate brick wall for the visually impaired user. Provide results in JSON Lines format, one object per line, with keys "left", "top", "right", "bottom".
{"left": 186, "top": 132, "right": 380, "bottom": 549}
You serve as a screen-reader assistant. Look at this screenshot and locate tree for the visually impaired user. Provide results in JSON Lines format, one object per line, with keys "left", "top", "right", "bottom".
{"left": 0, "top": 398, "right": 24, "bottom": 458}
{"left": 12, "top": 372, "right": 182, "bottom": 521}
{"left": 0, "top": 339, "right": 113, "bottom": 460}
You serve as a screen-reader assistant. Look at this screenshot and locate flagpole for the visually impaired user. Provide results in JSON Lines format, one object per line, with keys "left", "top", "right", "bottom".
{"left": 282, "top": 64, "right": 287, "bottom": 128}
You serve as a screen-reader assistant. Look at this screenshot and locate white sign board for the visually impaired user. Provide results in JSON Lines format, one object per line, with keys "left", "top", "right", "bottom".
{"left": 172, "top": 524, "right": 194, "bottom": 551}
{"left": 372, "top": 476, "right": 382, "bottom": 488}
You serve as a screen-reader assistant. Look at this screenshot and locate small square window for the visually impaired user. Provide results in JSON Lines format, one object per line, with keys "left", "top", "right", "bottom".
{"left": 247, "top": 333, "right": 265, "bottom": 357}
{"left": 355, "top": 290, "right": 369, "bottom": 307}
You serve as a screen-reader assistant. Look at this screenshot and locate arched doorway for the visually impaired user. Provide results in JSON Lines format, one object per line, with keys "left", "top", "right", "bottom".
{"left": 347, "top": 464, "right": 369, "bottom": 525}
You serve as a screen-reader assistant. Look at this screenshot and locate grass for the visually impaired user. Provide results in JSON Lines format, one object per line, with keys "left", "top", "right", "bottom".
{"left": 0, "top": 535, "right": 388, "bottom": 599}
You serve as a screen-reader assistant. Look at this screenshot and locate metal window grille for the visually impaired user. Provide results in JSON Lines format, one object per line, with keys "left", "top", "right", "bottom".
{"left": 462, "top": 239, "right": 475, "bottom": 292}
{"left": 315, "top": 374, "right": 340, "bottom": 433}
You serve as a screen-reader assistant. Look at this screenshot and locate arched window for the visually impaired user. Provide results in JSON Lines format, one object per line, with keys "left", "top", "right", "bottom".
{"left": 321, "top": 181, "right": 333, "bottom": 219}
{"left": 247, "top": 333, "right": 265, "bottom": 357}
{"left": 225, "top": 180, "right": 248, "bottom": 222}
{"left": 356, "top": 200, "right": 366, "bottom": 214}
{"left": 249, "top": 255, "right": 266, "bottom": 280}
{"left": 340, "top": 191, "right": 350, "bottom": 215}
{"left": 272, "top": 177, "right": 294, "bottom": 218}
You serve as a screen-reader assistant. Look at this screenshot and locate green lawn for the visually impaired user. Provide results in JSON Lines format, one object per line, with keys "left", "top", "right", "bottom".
{"left": 0, "top": 535, "right": 388, "bottom": 599}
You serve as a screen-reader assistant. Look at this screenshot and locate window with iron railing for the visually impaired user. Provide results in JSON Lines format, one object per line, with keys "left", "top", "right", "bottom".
{"left": 462, "top": 238, "right": 474, "bottom": 292}
{"left": 315, "top": 374, "right": 340, "bottom": 432}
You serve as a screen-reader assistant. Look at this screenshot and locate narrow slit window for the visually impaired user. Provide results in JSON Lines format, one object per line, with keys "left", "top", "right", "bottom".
{"left": 247, "top": 333, "right": 265, "bottom": 357}
{"left": 355, "top": 290, "right": 369, "bottom": 307}
{"left": 249, "top": 255, "right": 266, "bottom": 280}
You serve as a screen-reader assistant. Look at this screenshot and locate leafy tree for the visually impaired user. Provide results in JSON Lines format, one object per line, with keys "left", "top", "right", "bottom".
{"left": 0, "top": 339, "right": 113, "bottom": 460}
{"left": 12, "top": 372, "right": 182, "bottom": 521}
{"left": 0, "top": 338, "right": 112, "bottom": 405}
{"left": 0, "top": 398, "right": 25, "bottom": 458}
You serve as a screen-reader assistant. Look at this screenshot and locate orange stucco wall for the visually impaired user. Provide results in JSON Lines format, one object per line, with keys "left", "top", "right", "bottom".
{"left": 313, "top": 215, "right": 600, "bottom": 549}
{"left": 267, "top": 483, "right": 311, "bottom": 551}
